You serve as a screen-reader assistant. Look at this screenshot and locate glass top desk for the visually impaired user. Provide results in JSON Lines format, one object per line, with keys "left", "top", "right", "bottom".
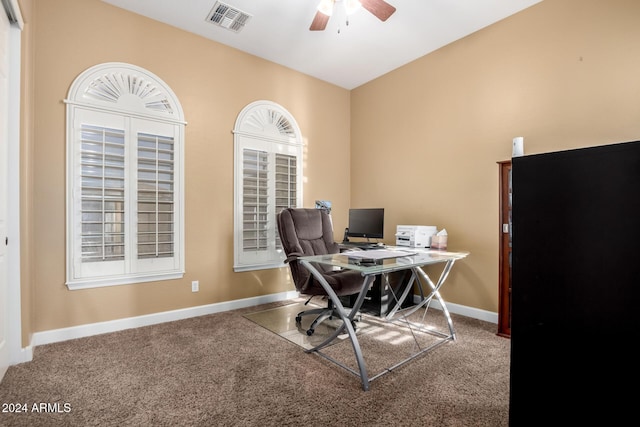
{"left": 298, "top": 247, "right": 469, "bottom": 391}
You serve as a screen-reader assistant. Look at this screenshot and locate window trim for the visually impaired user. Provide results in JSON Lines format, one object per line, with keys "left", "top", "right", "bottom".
{"left": 233, "top": 100, "right": 303, "bottom": 272}
{"left": 64, "top": 63, "right": 186, "bottom": 290}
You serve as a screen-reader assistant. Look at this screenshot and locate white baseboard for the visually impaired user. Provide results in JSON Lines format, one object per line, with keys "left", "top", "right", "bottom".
{"left": 31, "top": 291, "right": 299, "bottom": 349}
{"left": 424, "top": 297, "right": 498, "bottom": 324}
{"left": 13, "top": 345, "right": 34, "bottom": 365}
{"left": 20, "top": 291, "right": 496, "bottom": 364}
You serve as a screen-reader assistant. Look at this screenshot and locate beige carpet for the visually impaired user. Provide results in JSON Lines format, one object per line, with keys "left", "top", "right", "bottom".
{"left": 0, "top": 299, "right": 511, "bottom": 426}
{"left": 244, "top": 301, "right": 458, "bottom": 381}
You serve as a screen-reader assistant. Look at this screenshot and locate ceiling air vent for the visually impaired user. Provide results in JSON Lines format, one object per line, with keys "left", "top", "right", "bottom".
{"left": 206, "top": 1, "right": 252, "bottom": 33}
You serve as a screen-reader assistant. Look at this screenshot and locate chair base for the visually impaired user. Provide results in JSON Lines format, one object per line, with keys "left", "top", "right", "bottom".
{"left": 295, "top": 307, "right": 334, "bottom": 336}
{"left": 295, "top": 300, "right": 358, "bottom": 336}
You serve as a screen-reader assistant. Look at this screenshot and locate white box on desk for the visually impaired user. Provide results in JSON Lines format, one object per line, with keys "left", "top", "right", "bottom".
{"left": 395, "top": 225, "right": 438, "bottom": 248}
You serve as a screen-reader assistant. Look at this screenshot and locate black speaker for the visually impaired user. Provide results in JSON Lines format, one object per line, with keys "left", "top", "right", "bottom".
{"left": 342, "top": 227, "right": 349, "bottom": 243}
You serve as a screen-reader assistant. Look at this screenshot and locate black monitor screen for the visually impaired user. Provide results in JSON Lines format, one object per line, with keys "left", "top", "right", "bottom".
{"left": 347, "top": 208, "right": 384, "bottom": 239}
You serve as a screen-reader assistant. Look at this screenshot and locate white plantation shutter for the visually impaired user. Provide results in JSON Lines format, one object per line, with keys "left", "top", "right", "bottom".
{"left": 242, "top": 148, "right": 268, "bottom": 252}
{"left": 66, "top": 63, "right": 185, "bottom": 289}
{"left": 80, "top": 124, "right": 126, "bottom": 263}
{"left": 275, "top": 153, "right": 297, "bottom": 211}
{"left": 137, "top": 132, "right": 175, "bottom": 259}
{"left": 233, "top": 101, "right": 303, "bottom": 272}
{"left": 274, "top": 153, "right": 297, "bottom": 251}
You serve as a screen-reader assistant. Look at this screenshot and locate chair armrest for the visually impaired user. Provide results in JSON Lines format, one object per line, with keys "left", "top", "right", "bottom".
{"left": 284, "top": 252, "right": 304, "bottom": 264}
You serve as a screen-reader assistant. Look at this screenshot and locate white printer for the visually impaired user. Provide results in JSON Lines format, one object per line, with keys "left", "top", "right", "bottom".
{"left": 395, "top": 225, "right": 438, "bottom": 248}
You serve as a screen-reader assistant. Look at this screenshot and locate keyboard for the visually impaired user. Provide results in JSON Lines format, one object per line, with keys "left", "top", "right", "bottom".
{"left": 341, "top": 241, "right": 384, "bottom": 250}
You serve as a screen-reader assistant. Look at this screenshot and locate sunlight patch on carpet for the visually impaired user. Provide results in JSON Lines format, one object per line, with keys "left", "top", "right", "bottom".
{"left": 243, "top": 301, "right": 453, "bottom": 377}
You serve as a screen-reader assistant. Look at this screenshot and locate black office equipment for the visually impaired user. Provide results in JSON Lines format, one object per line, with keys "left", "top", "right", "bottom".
{"left": 345, "top": 208, "right": 384, "bottom": 240}
{"left": 340, "top": 241, "right": 381, "bottom": 250}
{"left": 509, "top": 140, "right": 640, "bottom": 425}
{"left": 339, "top": 270, "right": 413, "bottom": 317}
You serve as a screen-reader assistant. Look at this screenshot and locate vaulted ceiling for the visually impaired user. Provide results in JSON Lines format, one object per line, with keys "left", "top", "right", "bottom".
{"left": 102, "top": 0, "right": 543, "bottom": 89}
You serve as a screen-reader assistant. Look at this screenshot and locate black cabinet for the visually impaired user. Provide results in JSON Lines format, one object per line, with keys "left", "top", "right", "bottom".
{"left": 510, "top": 140, "right": 640, "bottom": 425}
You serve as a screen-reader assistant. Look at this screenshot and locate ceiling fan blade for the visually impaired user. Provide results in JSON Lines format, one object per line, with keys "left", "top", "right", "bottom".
{"left": 310, "top": 11, "right": 330, "bottom": 31}
{"left": 360, "top": 0, "right": 396, "bottom": 22}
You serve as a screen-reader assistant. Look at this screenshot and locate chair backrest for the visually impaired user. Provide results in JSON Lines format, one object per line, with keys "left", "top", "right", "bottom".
{"left": 277, "top": 208, "right": 339, "bottom": 293}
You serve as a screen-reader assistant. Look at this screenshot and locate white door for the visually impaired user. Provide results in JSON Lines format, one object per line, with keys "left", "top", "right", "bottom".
{"left": 0, "top": 5, "right": 10, "bottom": 380}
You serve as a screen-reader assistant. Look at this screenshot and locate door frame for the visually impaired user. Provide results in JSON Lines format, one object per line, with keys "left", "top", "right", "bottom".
{"left": 2, "top": 0, "right": 25, "bottom": 380}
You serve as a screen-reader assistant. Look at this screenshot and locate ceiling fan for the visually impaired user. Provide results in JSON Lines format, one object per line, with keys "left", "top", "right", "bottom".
{"left": 310, "top": 0, "right": 397, "bottom": 31}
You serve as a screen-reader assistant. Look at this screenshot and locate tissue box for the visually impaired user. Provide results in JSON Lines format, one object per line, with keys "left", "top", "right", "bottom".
{"left": 430, "top": 235, "right": 448, "bottom": 250}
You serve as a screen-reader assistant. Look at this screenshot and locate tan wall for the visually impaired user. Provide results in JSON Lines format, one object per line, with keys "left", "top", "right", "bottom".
{"left": 351, "top": 0, "right": 640, "bottom": 312}
{"left": 20, "top": 0, "right": 640, "bottom": 338}
{"left": 22, "top": 0, "right": 352, "bottom": 335}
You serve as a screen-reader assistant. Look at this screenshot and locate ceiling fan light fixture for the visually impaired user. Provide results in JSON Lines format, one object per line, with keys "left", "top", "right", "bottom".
{"left": 344, "top": 0, "right": 362, "bottom": 16}
{"left": 317, "top": 0, "right": 334, "bottom": 16}
{"left": 310, "top": 0, "right": 394, "bottom": 31}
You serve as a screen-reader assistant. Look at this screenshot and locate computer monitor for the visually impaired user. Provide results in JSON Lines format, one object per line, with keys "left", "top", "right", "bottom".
{"left": 347, "top": 208, "right": 384, "bottom": 239}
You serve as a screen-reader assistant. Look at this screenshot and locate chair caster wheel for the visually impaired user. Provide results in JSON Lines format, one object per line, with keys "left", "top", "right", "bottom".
{"left": 295, "top": 316, "right": 302, "bottom": 323}
{"left": 306, "top": 329, "right": 315, "bottom": 336}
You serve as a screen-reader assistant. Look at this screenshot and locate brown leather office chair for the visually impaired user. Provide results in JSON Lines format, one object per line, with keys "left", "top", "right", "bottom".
{"left": 277, "top": 208, "right": 363, "bottom": 336}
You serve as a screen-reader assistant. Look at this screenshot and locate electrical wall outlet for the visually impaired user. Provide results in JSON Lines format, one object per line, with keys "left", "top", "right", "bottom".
{"left": 191, "top": 280, "right": 199, "bottom": 292}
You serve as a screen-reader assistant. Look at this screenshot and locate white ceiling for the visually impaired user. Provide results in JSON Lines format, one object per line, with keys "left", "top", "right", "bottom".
{"left": 101, "top": 0, "right": 542, "bottom": 90}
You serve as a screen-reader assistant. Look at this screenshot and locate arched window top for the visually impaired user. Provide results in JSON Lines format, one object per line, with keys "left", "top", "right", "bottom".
{"left": 232, "top": 100, "right": 303, "bottom": 271}
{"left": 65, "top": 62, "right": 185, "bottom": 123}
{"left": 65, "top": 62, "right": 185, "bottom": 289}
{"left": 233, "top": 100, "right": 302, "bottom": 144}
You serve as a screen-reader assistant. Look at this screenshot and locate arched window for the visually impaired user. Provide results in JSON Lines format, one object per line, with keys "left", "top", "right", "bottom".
{"left": 233, "top": 100, "right": 303, "bottom": 272}
{"left": 65, "top": 63, "right": 186, "bottom": 289}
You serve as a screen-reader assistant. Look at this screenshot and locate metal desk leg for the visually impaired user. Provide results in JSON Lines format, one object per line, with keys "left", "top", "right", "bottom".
{"left": 413, "top": 260, "right": 457, "bottom": 339}
{"left": 384, "top": 261, "right": 457, "bottom": 336}
{"left": 384, "top": 272, "right": 429, "bottom": 321}
{"left": 299, "top": 260, "right": 375, "bottom": 391}
{"left": 364, "top": 261, "right": 460, "bottom": 382}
